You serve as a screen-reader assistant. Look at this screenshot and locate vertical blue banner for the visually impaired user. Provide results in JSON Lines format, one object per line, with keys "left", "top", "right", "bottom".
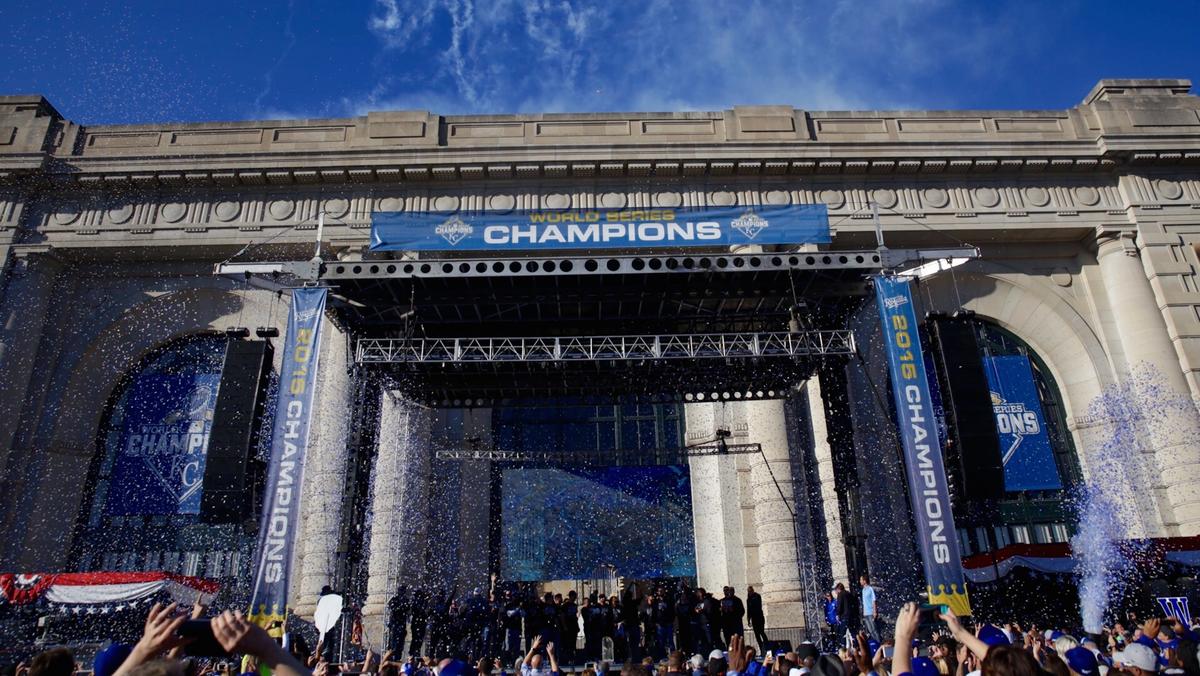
{"left": 983, "top": 355, "right": 1062, "bottom": 491}
{"left": 249, "top": 287, "right": 327, "bottom": 627}
{"left": 874, "top": 275, "right": 972, "bottom": 615}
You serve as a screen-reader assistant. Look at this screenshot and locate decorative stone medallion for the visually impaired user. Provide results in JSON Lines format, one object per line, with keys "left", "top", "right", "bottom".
{"left": 1074, "top": 186, "right": 1100, "bottom": 206}
{"left": 268, "top": 199, "right": 295, "bottom": 220}
{"left": 214, "top": 200, "right": 241, "bottom": 222}
{"left": 654, "top": 191, "right": 682, "bottom": 208}
{"left": 600, "top": 192, "right": 627, "bottom": 208}
{"left": 1024, "top": 186, "right": 1051, "bottom": 207}
{"left": 871, "top": 189, "right": 898, "bottom": 209}
{"left": 709, "top": 190, "right": 736, "bottom": 206}
{"left": 974, "top": 187, "right": 1001, "bottom": 208}
{"left": 488, "top": 194, "right": 516, "bottom": 212}
{"left": 160, "top": 202, "right": 187, "bottom": 223}
{"left": 922, "top": 188, "right": 950, "bottom": 209}
{"left": 53, "top": 204, "right": 81, "bottom": 225}
{"left": 323, "top": 197, "right": 351, "bottom": 218}
{"left": 765, "top": 190, "right": 791, "bottom": 206}
{"left": 818, "top": 189, "right": 845, "bottom": 209}
{"left": 106, "top": 204, "right": 134, "bottom": 225}
{"left": 543, "top": 193, "right": 571, "bottom": 210}
{"left": 378, "top": 197, "right": 404, "bottom": 212}
{"left": 1155, "top": 179, "right": 1184, "bottom": 201}
{"left": 431, "top": 195, "right": 460, "bottom": 212}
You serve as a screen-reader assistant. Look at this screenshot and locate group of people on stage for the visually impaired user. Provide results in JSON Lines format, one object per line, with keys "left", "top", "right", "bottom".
{"left": 385, "top": 581, "right": 768, "bottom": 664}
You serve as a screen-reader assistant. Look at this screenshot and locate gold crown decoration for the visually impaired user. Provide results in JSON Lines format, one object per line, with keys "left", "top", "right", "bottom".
{"left": 927, "top": 582, "right": 973, "bottom": 616}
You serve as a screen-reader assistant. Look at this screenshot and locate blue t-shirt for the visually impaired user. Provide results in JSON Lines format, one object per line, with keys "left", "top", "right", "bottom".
{"left": 862, "top": 585, "right": 876, "bottom": 616}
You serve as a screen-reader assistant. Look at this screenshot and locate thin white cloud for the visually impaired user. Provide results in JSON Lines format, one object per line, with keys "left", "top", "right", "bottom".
{"left": 346, "top": 0, "right": 1059, "bottom": 116}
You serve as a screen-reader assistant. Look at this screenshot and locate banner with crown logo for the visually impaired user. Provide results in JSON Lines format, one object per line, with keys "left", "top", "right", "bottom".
{"left": 370, "top": 204, "right": 829, "bottom": 251}
{"left": 248, "top": 287, "right": 327, "bottom": 627}
{"left": 875, "top": 275, "right": 972, "bottom": 615}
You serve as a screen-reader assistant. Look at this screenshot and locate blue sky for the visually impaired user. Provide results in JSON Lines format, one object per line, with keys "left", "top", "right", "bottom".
{"left": 2, "top": 1, "right": 1197, "bottom": 125}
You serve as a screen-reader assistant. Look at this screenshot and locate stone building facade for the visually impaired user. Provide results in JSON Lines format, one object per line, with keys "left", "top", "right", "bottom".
{"left": 1, "top": 79, "right": 1199, "bottom": 640}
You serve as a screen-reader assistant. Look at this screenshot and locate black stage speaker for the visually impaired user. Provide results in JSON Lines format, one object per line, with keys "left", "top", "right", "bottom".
{"left": 927, "top": 313, "right": 1006, "bottom": 502}
{"left": 200, "top": 339, "right": 273, "bottom": 523}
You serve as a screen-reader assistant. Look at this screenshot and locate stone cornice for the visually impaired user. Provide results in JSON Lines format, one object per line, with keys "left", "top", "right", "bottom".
{"left": 1, "top": 80, "right": 1198, "bottom": 187}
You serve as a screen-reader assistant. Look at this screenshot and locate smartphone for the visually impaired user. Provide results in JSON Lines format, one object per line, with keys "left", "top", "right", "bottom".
{"left": 178, "top": 619, "right": 232, "bottom": 657}
{"left": 918, "top": 604, "right": 949, "bottom": 624}
{"left": 883, "top": 647, "right": 895, "bottom": 659}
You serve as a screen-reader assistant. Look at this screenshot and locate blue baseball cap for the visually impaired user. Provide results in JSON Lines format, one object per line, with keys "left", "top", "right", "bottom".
{"left": 868, "top": 640, "right": 881, "bottom": 655}
{"left": 93, "top": 643, "right": 133, "bottom": 676}
{"left": 978, "top": 625, "right": 1011, "bottom": 646}
{"left": 912, "top": 657, "right": 939, "bottom": 676}
{"left": 438, "top": 660, "right": 470, "bottom": 676}
{"left": 1065, "top": 647, "right": 1099, "bottom": 676}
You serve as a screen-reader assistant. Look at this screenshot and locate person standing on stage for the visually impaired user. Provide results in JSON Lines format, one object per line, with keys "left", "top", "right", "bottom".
{"left": 501, "top": 589, "right": 525, "bottom": 664}
{"left": 582, "top": 592, "right": 603, "bottom": 661}
{"left": 651, "top": 589, "right": 676, "bottom": 659}
{"left": 860, "top": 574, "right": 879, "bottom": 642}
{"left": 619, "top": 586, "right": 643, "bottom": 662}
{"left": 409, "top": 588, "right": 430, "bottom": 658}
{"left": 560, "top": 590, "right": 579, "bottom": 665}
{"left": 719, "top": 587, "right": 745, "bottom": 646}
{"left": 673, "top": 586, "right": 693, "bottom": 655}
{"left": 822, "top": 590, "right": 838, "bottom": 650}
{"left": 833, "top": 582, "right": 852, "bottom": 647}
{"left": 746, "top": 586, "right": 766, "bottom": 649}
{"left": 388, "top": 585, "right": 412, "bottom": 655}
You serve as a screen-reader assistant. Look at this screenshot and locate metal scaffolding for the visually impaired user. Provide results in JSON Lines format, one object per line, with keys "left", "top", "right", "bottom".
{"left": 356, "top": 330, "right": 855, "bottom": 364}
{"left": 432, "top": 443, "right": 762, "bottom": 463}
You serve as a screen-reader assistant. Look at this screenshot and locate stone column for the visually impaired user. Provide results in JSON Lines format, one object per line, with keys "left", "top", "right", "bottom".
{"left": 1096, "top": 229, "right": 1200, "bottom": 535}
{"left": 806, "top": 376, "right": 849, "bottom": 585}
{"left": 362, "top": 393, "right": 432, "bottom": 642}
{"left": 0, "top": 249, "right": 62, "bottom": 566}
{"left": 744, "top": 400, "right": 806, "bottom": 630}
{"left": 455, "top": 408, "right": 493, "bottom": 593}
{"left": 294, "top": 319, "right": 353, "bottom": 616}
{"left": 685, "top": 402, "right": 747, "bottom": 593}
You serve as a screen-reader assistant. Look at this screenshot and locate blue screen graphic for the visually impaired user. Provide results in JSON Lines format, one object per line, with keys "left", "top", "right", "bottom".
{"left": 501, "top": 465, "right": 696, "bottom": 581}
{"left": 983, "top": 355, "right": 1062, "bottom": 491}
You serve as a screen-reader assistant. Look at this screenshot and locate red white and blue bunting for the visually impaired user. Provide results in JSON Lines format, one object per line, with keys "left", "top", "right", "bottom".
{"left": 0, "top": 572, "right": 218, "bottom": 613}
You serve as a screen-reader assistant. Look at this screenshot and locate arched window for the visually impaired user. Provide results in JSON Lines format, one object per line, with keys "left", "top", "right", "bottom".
{"left": 953, "top": 319, "right": 1084, "bottom": 554}
{"left": 75, "top": 335, "right": 255, "bottom": 579}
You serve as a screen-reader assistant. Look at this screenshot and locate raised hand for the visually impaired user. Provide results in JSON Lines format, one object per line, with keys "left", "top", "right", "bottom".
{"left": 727, "top": 635, "right": 747, "bottom": 673}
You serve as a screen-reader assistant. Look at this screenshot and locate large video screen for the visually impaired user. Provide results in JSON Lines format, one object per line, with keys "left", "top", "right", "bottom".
{"left": 501, "top": 465, "right": 696, "bottom": 581}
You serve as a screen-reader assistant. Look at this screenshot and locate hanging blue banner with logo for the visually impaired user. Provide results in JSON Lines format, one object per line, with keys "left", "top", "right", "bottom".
{"left": 983, "top": 355, "right": 1061, "bottom": 491}
{"left": 249, "top": 287, "right": 327, "bottom": 627}
{"left": 369, "top": 204, "right": 830, "bottom": 251}
{"left": 875, "top": 275, "right": 972, "bottom": 615}
{"left": 106, "top": 373, "right": 220, "bottom": 515}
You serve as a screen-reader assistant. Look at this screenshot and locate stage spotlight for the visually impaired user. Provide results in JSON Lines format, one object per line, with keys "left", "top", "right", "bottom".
{"left": 255, "top": 327, "right": 280, "bottom": 338}
{"left": 224, "top": 326, "right": 250, "bottom": 338}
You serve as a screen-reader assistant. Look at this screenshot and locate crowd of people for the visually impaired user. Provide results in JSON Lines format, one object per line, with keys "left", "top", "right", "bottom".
{"left": 6, "top": 594, "right": 1199, "bottom": 676}
{"left": 381, "top": 580, "right": 765, "bottom": 665}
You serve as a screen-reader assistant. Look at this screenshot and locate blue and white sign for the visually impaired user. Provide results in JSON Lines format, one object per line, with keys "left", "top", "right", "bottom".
{"left": 369, "top": 204, "right": 830, "bottom": 251}
{"left": 106, "top": 373, "right": 220, "bottom": 516}
{"left": 1157, "top": 596, "right": 1192, "bottom": 625}
{"left": 875, "top": 275, "right": 972, "bottom": 616}
{"left": 983, "top": 355, "right": 1062, "bottom": 491}
{"left": 249, "top": 287, "right": 327, "bottom": 627}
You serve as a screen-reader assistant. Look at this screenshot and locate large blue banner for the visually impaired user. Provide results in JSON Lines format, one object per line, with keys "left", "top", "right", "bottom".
{"left": 983, "top": 355, "right": 1062, "bottom": 491}
{"left": 500, "top": 465, "right": 695, "bottom": 581}
{"left": 875, "top": 275, "right": 972, "bottom": 615}
{"left": 106, "top": 373, "right": 220, "bottom": 516}
{"left": 249, "top": 287, "right": 327, "bottom": 627}
{"left": 370, "top": 204, "right": 830, "bottom": 251}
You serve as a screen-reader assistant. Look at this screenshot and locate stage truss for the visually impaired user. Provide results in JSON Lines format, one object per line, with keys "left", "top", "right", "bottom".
{"left": 356, "top": 330, "right": 855, "bottom": 364}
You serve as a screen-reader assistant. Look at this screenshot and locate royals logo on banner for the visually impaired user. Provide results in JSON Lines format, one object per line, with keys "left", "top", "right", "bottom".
{"left": 248, "top": 287, "right": 328, "bottom": 627}
{"left": 369, "top": 204, "right": 830, "bottom": 251}
{"left": 875, "top": 275, "right": 972, "bottom": 615}
{"left": 106, "top": 373, "right": 221, "bottom": 515}
{"left": 982, "top": 355, "right": 1062, "bottom": 491}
